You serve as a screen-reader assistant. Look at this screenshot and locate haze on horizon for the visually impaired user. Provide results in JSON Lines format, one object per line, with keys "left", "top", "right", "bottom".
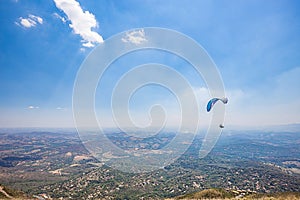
{"left": 0, "top": 0, "right": 300, "bottom": 129}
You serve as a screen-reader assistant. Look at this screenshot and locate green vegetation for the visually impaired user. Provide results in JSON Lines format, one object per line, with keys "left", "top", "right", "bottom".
{"left": 0, "top": 184, "right": 31, "bottom": 199}
{"left": 176, "top": 188, "right": 235, "bottom": 199}
{"left": 171, "top": 189, "right": 300, "bottom": 199}
{"left": 0, "top": 131, "right": 299, "bottom": 199}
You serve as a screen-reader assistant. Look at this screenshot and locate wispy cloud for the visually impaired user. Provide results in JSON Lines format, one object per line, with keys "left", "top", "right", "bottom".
{"left": 82, "top": 41, "right": 94, "bottom": 48}
{"left": 122, "top": 29, "right": 147, "bottom": 45}
{"left": 27, "top": 105, "right": 39, "bottom": 109}
{"left": 56, "top": 107, "right": 67, "bottom": 110}
{"left": 16, "top": 14, "right": 43, "bottom": 28}
{"left": 79, "top": 47, "right": 86, "bottom": 52}
{"left": 53, "top": 12, "right": 66, "bottom": 23}
{"left": 53, "top": 0, "right": 103, "bottom": 47}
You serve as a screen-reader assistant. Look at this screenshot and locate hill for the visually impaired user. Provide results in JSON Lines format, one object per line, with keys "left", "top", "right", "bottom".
{"left": 168, "top": 188, "right": 300, "bottom": 200}
{"left": 0, "top": 185, "right": 32, "bottom": 199}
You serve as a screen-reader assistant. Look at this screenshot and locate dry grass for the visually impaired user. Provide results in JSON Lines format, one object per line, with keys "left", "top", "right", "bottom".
{"left": 166, "top": 189, "right": 300, "bottom": 200}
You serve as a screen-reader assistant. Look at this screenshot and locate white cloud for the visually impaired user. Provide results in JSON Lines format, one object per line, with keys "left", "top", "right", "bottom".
{"left": 19, "top": 18, "right": 35, "bottom": 28}
{"left": 82, "top": 41, "right": 94, "bottom": 47}
{"left": 122, "top": 29, "right": 147, "bottom": 45}
{"left": 28, "top": 106, "right": 39, "bottom": 109}
{"left": 56, "top": 107, "right": 67, "bottom": 110}
{"left": 16, "top": 14, "right": 43, "bottom": 28}
{"left": 29, "top": 14, "right": 43, "bottom": 24}
{"left": 53, "top": 12, "right": 66, "bottom": 23}
{"left": 53, "top": 0, "right": 103, "bottom": 47}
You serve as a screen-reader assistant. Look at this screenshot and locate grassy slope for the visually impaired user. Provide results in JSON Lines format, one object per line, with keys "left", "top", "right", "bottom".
{"left": 0, "top": 185, "right": 32, "bottom": 199}
{"left": 167, "top": 188, "right": 300, "bottom": 200}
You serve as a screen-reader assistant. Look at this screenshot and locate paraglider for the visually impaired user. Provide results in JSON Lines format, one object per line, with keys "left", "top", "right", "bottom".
{"left": 206, "top": 97, "right": 228, "bottom": 112}
{"left": 206, "top": 97, "right": 228, "bottom": 128}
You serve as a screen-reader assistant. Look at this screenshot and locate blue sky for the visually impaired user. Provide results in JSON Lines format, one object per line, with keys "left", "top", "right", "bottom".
{"left": 0, "top": 0, "right": 299, "bottom": 128}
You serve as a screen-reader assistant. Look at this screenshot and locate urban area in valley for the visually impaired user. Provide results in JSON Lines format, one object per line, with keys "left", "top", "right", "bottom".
{"left": 0, "top": 127, "right": 299, "bottom": 199}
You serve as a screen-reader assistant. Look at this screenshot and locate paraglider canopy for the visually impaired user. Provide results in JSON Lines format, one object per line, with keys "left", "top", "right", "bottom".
{"left": 206, "top": 97, "right": 228, "bottom": 129}
{"left": 206, "top": 97, "right": 228, "bottom": 112}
